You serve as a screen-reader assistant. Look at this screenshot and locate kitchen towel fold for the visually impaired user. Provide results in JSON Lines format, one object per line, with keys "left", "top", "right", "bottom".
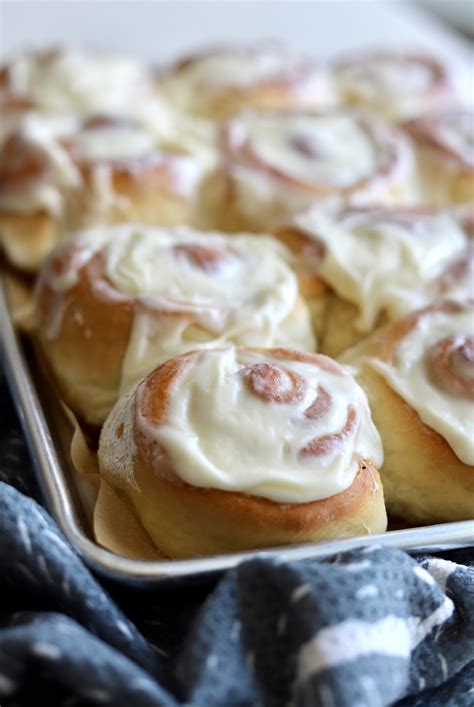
{"left": 0, "top": 381, "right": 473, "bottom": 707}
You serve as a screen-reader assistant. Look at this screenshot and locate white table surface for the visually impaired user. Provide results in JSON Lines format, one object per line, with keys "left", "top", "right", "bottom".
{"left": 1, "top": 0, "right": 473, "bottom": 77}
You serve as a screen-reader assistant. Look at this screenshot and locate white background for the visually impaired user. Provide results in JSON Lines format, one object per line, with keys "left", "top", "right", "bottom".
{"left": 1, "top": 0, "right": 473, "bottom": 73}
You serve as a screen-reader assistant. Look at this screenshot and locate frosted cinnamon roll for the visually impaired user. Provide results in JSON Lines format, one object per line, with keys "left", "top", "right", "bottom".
{"left": 0, "top": 46, "right": 156, "bottom": 122}
{"left": 332, "top": 51, "right": 456, "bottom": 121}
{"left": 34, "top": 225, "right": 315, "bottom": 426}
{"left": 405, "top": 109, "right": 474, "bottom": 204}
{"left": 160, "top": 42, "right": 333, "bottom": 120}
{"left": 275, "top": 205, "right": 473, "bottom": 357}
{"left": 0, "top": 67, "right": 34, "bottom": 146}
{"left": 209, "top": 109, "right": 416, "bottom": 232}
{"left": 342, "top": 300, "right": 474, "bottom": 523}
{"left": 0, "top": 114, "right": 204, "bottom": 271}
{"left": 98, "top": 347, "right": 386, "bottom": 557}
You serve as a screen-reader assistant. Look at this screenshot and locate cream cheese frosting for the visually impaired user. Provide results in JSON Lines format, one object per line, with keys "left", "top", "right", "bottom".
{"left": 368, "top": 304, "right": 474, "bottom": 464}
{"left": 0, "top": 113, "right": 203, "bottom": 217}
{"left": 224, "top": 110, "right": 415, "bottom": 229}
{"left": 69, "top": 123, "right": 158, "bottom": 163}
{"left": 161, "top": 44, "right": 325, "bottom": 113}
{"left": 176, "top": 47, "right": 308, "bottom": 89}
{"left": 334, "top": 53, "right": 451, "bottom": 120}
{"left": 5, "top": 47, "right": 155, "bottom": 117}
{"left": 138, "top": 348, "right": 383, "bottom": 503}
{"left": 44, "top": 224, "right": 315, "bottom": 395}
{"left": 243, "top": 115, "right": 379, "bottom": 187}
{"left": 292, "top": 206, "right": 471, "bottom": 331}
{"left": 238, "top": 113, "right": 378, "bottom": 187}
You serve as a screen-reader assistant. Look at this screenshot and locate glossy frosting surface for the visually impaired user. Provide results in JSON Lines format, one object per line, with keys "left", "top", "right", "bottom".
{"left": 293, "top": 206, "right": 470, "bottom": 330}
{"left": 140, "top": 348, "right": 383, "bottom": 502}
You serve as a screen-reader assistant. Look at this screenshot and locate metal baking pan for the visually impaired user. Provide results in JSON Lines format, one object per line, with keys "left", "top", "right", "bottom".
{"left": 1, "top": 278, "right": 473, "bottom": 587}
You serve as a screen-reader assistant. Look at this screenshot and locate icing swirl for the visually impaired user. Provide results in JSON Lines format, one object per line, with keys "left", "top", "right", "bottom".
{"left": 2, "top": 46, "right": 155, "bottom": 117}
{"left": 367, "top": 302, "right": 474, "bottom": 464}
{"left": 426, "top": 334, "right": 474, "bottom": 399}
{"left": 289, "top": 205, "right": 471, "bottom": 331}
{"left": 225, "top": 110, "right": 407, "bottom": 189}
{"left": 161, "top": 43, "right": 327, "bottom": 114}
{"left": 41, "top": 224, "right": 315, "bottom": 394}
{"left": 222, "top": 110, "right": 414, "bottom": 228}
{"left": 333, "top": 52, "right": 453, "bottom": 120}
{"left": 137, "top": 348, "right": 383, "bottom": 503}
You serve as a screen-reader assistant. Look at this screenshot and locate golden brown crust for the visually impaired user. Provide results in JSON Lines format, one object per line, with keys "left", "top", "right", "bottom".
{"left": 98, "top": 347, "right": 387, "bottom": 558}
{"left": 341, "top": 302, "right": 474, "bottom": 523}
{"left": 125, "top": 456, "right": 385, "bottom": 558}
{"left": 70, "top": 160, "right": 196, "bottom": 229}
{"left": 35, "top": 247, "right": 135, "bottom": 426}
{"left": 0, "top": 210, "right": 58, "bottom": 272}
{"left": 0, "top": 119, "right": 202, "bottom": 273}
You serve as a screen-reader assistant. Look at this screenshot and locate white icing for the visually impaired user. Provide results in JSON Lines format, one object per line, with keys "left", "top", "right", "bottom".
{"left": 138, "top": 101, "right": 219, "bottom": 173}
{"left": 335, "top": 54, "right": 446, "bottom": 119}
{"left": 45, "top": 224, "right": 315, "bottom": 395}
{"left": 369, "top": 306, "right": 474, "bottom": 464}
{"left": 292, "top": 206, "right": 470, "bottom": 331}
{"left": 69, "top": 125, "right": 157, "bottom": 162}
{"left": 179, "top": 46, "right": 310, "bottom": 90}
{"left": 161, "top": 44, "right": 323, "bottom": 112}
{"left": 225, "top": 111, "right": 414, "bottom": 229}
{"left": 0, "top": 113, "right": 203, "bottom": 215}
{"left": 409, "top": 111, "right": 474, "bottom": 176}
{"left": 236, "top": 113, "right": 378, "bottom": 186}
{"left": 111, "top": 228, "right": 315, "bottom": 392}
{"left": 139, "top": 348, "right": 383, "bottom": 503}
{"left": 6, "top": 47, "right": 154, "bottom": 116}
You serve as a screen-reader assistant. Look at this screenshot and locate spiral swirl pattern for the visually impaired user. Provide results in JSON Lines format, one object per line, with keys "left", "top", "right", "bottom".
{"left": 138, "top": 348, "right": 382, "bottom": 503}
{"left": 38, "top": 225, "right": 315, "bottom": 401}
{"left": 426, "top": 335, "right": 474, "bottom": 399}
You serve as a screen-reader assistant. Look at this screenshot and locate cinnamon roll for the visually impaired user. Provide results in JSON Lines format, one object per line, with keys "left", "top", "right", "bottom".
{"left": 341, "top": 301, "right": 474, "bottom": 523}
{"left": 160, "top": 42, "right": 333, "bottom": 120}
{"left": 34, "top": 225, "right": 315, "bottom": 426}
{"left": 209, "top": 109, "right": 416, "bottom": 232}
{"left": 332, "top": 51, "right": 456, "bottom": 121}
{"left": 275, "top": 204, "right": 473, "bottom": 357}
{"left": 405, "top": 109, "right": 474, "bottom": 204}
{"left": 0, "top": 114, "right": 205, "bottom": 271}
{"left": 98, "top": 347, "right": 386, "bottom": 558}
{"left": 0, "top": 68, "right": 33, "bottom": 147}
{"left": 0, "top": 46, "right": 157, "bottom": 123}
